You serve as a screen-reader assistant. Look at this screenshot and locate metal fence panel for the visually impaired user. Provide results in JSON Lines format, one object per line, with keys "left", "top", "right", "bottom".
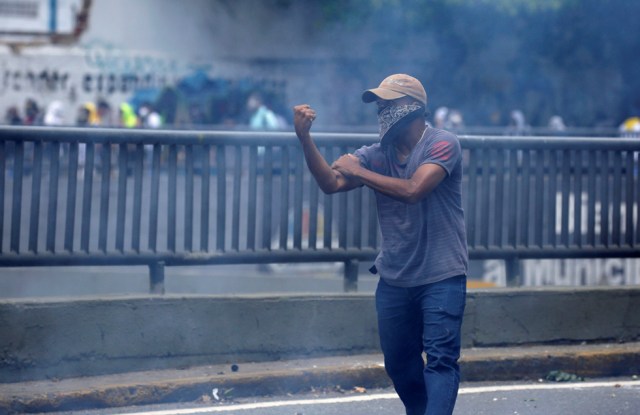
{"left": 1, "top": 126, "right": 639, "bottom": 290}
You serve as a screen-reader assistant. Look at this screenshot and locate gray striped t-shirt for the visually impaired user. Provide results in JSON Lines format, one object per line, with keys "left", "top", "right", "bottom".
{"left": 354, "top": 127, "right": 468, "bottom": 287}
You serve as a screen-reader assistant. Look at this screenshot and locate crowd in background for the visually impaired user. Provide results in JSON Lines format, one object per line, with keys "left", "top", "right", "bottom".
{"left": 2, "top": 93, "right": 288, "bottom": 133}
{"left": 3, "top": 94, "right": 639, "bottom": 137}
{"left": 432, "top": 106, "right": 562, "bottom": 135}
{"left": 2, "top": 72, "right": 292, "bottom": 132}
{"left": 3, "top": 98, "right": 165, "bottom": 130}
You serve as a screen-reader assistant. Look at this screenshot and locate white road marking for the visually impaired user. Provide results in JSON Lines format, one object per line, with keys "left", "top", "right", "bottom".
{"left": 457, "top": 380, "right": 640, "bottom": 394}
{"left": 120, "top": 380, "right": 640, "bottom": 415}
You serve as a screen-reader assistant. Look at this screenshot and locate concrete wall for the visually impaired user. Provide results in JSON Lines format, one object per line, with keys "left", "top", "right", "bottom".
{"left": 1, "top": 287, "right": 639, "bottom": 383}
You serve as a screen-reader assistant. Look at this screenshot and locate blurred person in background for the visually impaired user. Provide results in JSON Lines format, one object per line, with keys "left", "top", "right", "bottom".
{"left": 433, "top": 107, "right": 463, "bottom": 131}
{"left": 5, "top": 106, "right": 22, "bottom": 125}
{"left": 138, "top": 102, "right": 162, "bottom": 129}
{"left": 44, "top": 101, "right": 68, "bottom": 164}
{"left": 247, "top": 91, "right": 281, "bottom": 130}
{"left": 76, "top": 105, "right": 90, "bottom": 126}
{"left": 75, "top": 102, "right": 101, "bottom": 169}
{"left": 548, "top": 115, "right": 567, "bottom": 133}
{"left": 506, "top": 109, "right": 531, "bottom": 136}
{"left": 619, "top": 116, "right": 640, "bottom": 137}
{"left": 447, "top": 110, "right": 464, "bottom": 130}
{"left": 97, "top": 99, "right": 114, "bottom": 127}
{"left": 548, "top": 115, "right": 566, "bottom": 131}
{"left": 44, "top": 101, "right": 65, "bottom": 126}
{"left": 294, "top": 73, "right": 467, "bottom": 415}
{"left": 433, "top": 106, "right": 449, "bottom": 129}
{"left": 24, "top": 98, "right": 42, "bottom": 125}
{"left": 119, "top": 103, "right": 139, "bottom": 128}
{"left": 138, "top": 102, "right": 161, "bottom": 164}
{"left": 76, "top": 102, "right": 100, "bottom": 126}
{"left": 247, "top": 91, "right": 284, "bottom": 155}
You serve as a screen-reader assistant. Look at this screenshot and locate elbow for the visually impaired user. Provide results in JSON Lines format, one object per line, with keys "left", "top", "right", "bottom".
{"left": 319, "top": 182, "right": 340, "bottom": 195}
{"left": 403, "top": 188, "right": 425, "bottom": 204}
{"left": 402, "top": 182, "right": 434, "bottom": 204}
{"left": 318, "top": 172, "right": 343, "bottom": 194}
{"left": 404, "top": 194, "right": 421, "bottom": 205}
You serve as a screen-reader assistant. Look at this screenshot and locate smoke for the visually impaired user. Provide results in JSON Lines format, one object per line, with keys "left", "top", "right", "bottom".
{"left": 249, "top": 0, "right": 640, "bottom": 128}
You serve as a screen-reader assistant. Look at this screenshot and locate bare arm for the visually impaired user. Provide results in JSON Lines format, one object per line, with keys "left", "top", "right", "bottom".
{"left": 293, "top": 104, "right": 361, "bottom": 194}
{"left": 333, "top": 154, "right": 447, "bottom": 204}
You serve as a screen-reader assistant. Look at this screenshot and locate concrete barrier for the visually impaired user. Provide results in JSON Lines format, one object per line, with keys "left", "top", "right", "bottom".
{"left": 1, "top": 287, "right": 639, "bottom": 383}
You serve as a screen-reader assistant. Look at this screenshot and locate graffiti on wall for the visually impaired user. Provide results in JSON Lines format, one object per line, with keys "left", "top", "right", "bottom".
{"left": 482, "top": 258, "right": 640, "bottom": 287}
{"left": 0, "top": 68, "right": 173, "bottom": 95}
{"left": 83, "top": 41, "right": 181, "bottom": 74}
{"left": 0, "top": 42, "right": 181, "bottom": 97}
{"left": 1, "top": 69, "right": 70, "bottom": 93}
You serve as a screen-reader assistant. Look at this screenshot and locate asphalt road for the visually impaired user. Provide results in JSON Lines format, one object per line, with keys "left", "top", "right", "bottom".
{"left": 35, "top": 378, "right": 640, "bottom": 415}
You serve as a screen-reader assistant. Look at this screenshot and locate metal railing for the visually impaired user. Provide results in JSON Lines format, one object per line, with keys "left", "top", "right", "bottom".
{"left": 1, "top": 126, "right": 639, "bottom": 291}
{"left": 463, "top": 136, "right": 640, "bottom": 283}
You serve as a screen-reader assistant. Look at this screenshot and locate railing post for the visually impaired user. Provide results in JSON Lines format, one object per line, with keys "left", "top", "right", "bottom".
{"left": 149, "top": 261, "right": 166, "bottom": 294}
{"left": 505, "top": 258, "right": 521, "bottom": 287}
{"left": 343, "top": 259, "right": 359, "bottom": 292}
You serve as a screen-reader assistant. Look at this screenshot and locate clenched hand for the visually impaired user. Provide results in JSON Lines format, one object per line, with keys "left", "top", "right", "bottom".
{"left": 293, "top": 104, "right": 316, "bottom": 140}
{"left": 332, "top": 153, "right": 361, "bottom": 177}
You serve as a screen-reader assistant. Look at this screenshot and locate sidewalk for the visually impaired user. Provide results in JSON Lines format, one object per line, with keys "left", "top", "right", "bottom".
{"left": 1, "top": 342, "right": 639, "bottom": 414}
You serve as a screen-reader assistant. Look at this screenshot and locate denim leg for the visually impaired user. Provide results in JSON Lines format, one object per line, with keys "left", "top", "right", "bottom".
{"left": 375, "top": 278, "right": 427, "bottom": 415}
{"left": 416, "top": 275, "right": 467, "bottom": 415}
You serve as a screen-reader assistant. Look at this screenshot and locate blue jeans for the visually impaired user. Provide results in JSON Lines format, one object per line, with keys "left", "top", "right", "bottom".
{"left": 376, "top": 275, "right": 466, "bottom": 415}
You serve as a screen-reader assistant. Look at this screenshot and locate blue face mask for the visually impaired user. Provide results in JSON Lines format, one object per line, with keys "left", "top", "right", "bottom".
{"left": 377, "top": 103, "right": 424, "bottom": 146}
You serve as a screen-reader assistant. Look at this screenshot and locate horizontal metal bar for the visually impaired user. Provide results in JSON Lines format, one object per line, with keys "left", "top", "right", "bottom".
{"left": 458, "top": 135, "right": 640, "bottom": 150}
{"left": 1, "top": 126, "right": 638, "bottom": 150}
{"left": 468, "top": 246, "right": 640, "bottom": 260}
{"left": 0, "top": 126, "right": 371, "bottom": 146}
{"left": 0, "top": 248, "right": 381, "bottom": 267}
{"left": 1, "top": 244, "right": 639, "bottom": 268}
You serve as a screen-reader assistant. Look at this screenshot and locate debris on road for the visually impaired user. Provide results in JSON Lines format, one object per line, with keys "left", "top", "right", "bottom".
{"left": 545, "top": 370, "right": 585, "bottom": 382}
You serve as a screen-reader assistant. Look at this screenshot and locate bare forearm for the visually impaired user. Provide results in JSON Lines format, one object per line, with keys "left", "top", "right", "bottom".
{"left": 333, "top": 153, "right": 446, "bottom": 204}
{"left": 354, "top": 167, "right": 422, "bottom": 203}
{"left": 293, "top": 103, "right": 359, "bottom": 193}
{"left": 299, "top": 135, "right": 342, "bottom": 193}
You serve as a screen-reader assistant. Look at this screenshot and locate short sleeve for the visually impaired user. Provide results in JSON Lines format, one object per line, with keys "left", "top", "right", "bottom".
{"left": 354, "top": 143, "right": 383, "bottom": 171}
{"left": 420, "top": 131, "right": 461, "bottom": 176}
{"left": 353, "top": 145, "right": 370, "bottom": 169}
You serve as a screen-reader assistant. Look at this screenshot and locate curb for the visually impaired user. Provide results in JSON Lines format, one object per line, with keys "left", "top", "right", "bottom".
{"left": 1, "top": 366, "right": 391, "bottom": 414}
{"left": 1, "top": 343, "right": 639, "bottom": 414}
{"left": 461, "top": 343, "right": 640, "bottom": 381}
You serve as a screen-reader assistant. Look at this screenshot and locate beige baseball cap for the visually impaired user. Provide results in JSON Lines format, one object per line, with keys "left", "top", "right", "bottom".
{"left": 362, "top": 74, "right": 427, "bottom": 106}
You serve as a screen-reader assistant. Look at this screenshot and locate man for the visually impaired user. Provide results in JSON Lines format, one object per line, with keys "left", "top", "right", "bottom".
{"left": 246, "top": 91, "right": 282, "bottom": 130}
{"left": 293, "top": 74, "right": 468, "bottom": 415}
